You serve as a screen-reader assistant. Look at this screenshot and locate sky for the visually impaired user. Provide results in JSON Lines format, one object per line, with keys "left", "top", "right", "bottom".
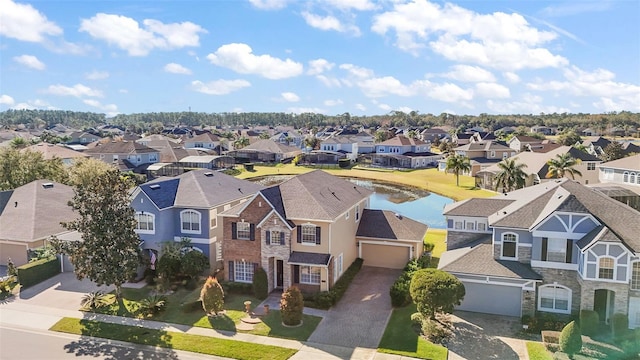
{"left": 1, "top": 0, "right": 639, "bottom": 118}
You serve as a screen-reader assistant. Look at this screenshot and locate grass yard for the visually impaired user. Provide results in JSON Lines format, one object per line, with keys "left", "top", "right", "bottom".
{"left": 236, "top": 164, "right": 495, "bottom": 201}
{"left": 527, "top": 342, "right": 553, "bottom": 360}
{"left": 50, "top": 317, "right": 296, "bottom": 360}
{"left": 378, "top": 304, "right": 448, "bottom": 360}
{"left": 91, "top": 287, "right": 320, "bottom": 341}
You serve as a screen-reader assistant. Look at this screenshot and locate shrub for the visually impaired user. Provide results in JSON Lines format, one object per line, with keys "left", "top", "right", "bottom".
{"left": 80, "top": 291, "right": 109, "bottom": 310}
{"left": 410, "top": 268, "right": 465, "bottom": 319}
{"left": 559, "top": 321, "right": 582, "bottom": 358}
{"left": 579, "top": 310, "right": 599, "bottom": 336}
{"left": 7, "top": 258, "right": 17, "bottom": 277}
{"left": 140, "top": 294, "right": 167, "bottom": 316}
{"left": 410, "top": 312, "right": 424, "bottom": 326}
{"left": 143, "top": 268, "right": 156, "bottom": 285}
{"left": 611, "top": 312, "right": 629, "bottom": 340}
{"left": 0, "top": 276, "right": 16, "bottom": 294}
{"left": 252, "top": 267, "right": 268, "bottom": 300}
{"left": 180, "top": 250, "right": 209, "bottom": 280}
{"left": 421, "top": 318, "right": 451, "bottom": 343}
{"left": 306, "top": 258, "right": 363, "bottom": 309}
{"left": 338, "top": 158, "right": 350, "bottom": 168}
{"left": 423, "top": 242, "right": 435, "bottom": 254}
{"left": 280, "top": 286, "right": 304, "bottom": 326}
{"left": 16, "top": 256, "right": 60, "bottom": 288}
{"left": 221, "top": 281, "right": 253, "bottom": 295}
{"left": 312, "top": 291, "right": 335, "bottom": 309}
{"left": 200, "top": 276, "right": 224, "bottom": 315}
{"left": 389, "top": 258, "right": 424, "bottom": 307}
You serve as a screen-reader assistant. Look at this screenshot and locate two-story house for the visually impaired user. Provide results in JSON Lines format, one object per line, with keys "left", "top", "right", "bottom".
{"left": 439, "top": 141, "right": 515, "bottom": 176}
{"left": 66, "top": 131, "right": 102, "bottom": 145}
{"left": 371, "top": 135, "right": 441, "bottom": 169}
{"left": 130, "top": 170, "right": 264, "bottom": 268}
{"left": 589, "top": 154, "right": 640, "bottom": 211}
{"left": 85, "top": 141, "right": 160, "bottom": 171}
{"left": 507, "top": 135, "right": 545, "bottom": 152}
{"left": 439, "top": 179, "right": 640, "bottom": 329}
{"left": 184, "top": 132, "right": 221, "bottom": 152}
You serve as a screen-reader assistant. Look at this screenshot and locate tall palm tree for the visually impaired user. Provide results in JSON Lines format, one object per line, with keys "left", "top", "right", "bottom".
{"left": 546, "top": 153, "right": 582, "bottom": 179}
{"left": 446, "top": 154, "right": 471, "bottom": 187}
{"left": 494, "top": 158, "right": 528, "bottom": 193}
{"left": 233, "top": 136, "right": 249, "bottom": 150}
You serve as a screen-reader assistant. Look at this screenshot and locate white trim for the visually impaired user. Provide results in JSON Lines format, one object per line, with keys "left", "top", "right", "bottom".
{"left": 358, "top": 240, "right": 414, "bottom": 260}
{"left": 538, "top": 283, "right": 572, "bottom": 314}
{"left": 531, "top": 260, "right": 578, "bottom": 271}
{"left": 173, "top": 236, "right": 215, "bottom": 245}
{"left": 456, "top": 277, "right": 533, "bottom": 288}
{"left": 180, "top": 209, "right": 202, "bottom": 235}
{"left": 356, "top": 236, "right": 422, "bottom": 243}
{"left": 500, "top": 232, "right": 518, "bottom": 260}
{"left": 631, "top": 261, "right": 640, "bottom": 291}
{"left": 134, "top": 212, "right": 156, "bottom": 235}
{"left": 530, "top": 212, "right": 601, "bottom": 236}
{"left": 533, "top": 230, "right": 590, "bottom": 240}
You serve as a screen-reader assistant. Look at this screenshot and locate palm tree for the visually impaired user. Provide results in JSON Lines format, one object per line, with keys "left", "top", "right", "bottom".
{"left": 446, "top": 154, "right": 471, "bottom": 187}
{"left": 233, "top": 136, "right": 249, "bottom": 150}
{"left": 494, "top": 158, "right": 528, "bottom": 193}
{"left": 546, "top": 153, "right": 582, "bottom": 179}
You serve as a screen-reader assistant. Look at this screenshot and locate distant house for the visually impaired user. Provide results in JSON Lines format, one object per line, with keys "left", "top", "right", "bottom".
{"left": 270, "top": 130, "right": 304, "bottom": 148}
{"left": 227, "top": 139, "right": 302, "bottom": 163}
{"left": 67, "top": 131, "right": 102, "bottom": 145}
{"left": 371, "top": 135, "right": 441, "bottom": 169}
{"left": 319, "top": 132, "right": 376, "bottom": 159}
{"left": 508, "top": 135, "right": 545, "bottom": 152}
{"left": 590, "top": 154, "right": 640, "bottom": 211}
{"left": 420, "top": 127, "right": 451, "bottom": 143}
{"left": 531, "top": 125, "right": 555, "bottom": 135}
{"left": 23, "top": 143, "right": 89, "bottom": 166}
{"left": 130, "top": 170, "right": 264, "bottom": 268}
{"left": 439, "top": 179, "right": 640, "bottom": 329}
{"left": 439, "top": 141, "right": 515, "bottom": 176}
{"left": 184, "top": 132, "right": 221, "bottom": 151}
{"left": 0, "top": 180, "right": 75, "bottom": 267}
{"left": 582, "top": 137, "right": 640, "bottom": 158}
{"left": 84, "top": 141, "right": 160, "bottom": 170}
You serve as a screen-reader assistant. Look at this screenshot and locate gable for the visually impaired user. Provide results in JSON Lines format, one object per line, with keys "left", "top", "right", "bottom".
{"left": 533, "top": 212, "right": 600, "bottom": 239}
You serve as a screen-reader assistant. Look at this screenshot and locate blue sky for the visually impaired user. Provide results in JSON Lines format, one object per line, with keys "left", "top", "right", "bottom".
{"left": 1, "top": 0, "right": 639, "bottom": 117}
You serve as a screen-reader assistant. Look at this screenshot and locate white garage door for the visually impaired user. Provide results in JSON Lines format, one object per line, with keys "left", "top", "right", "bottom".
{"left": 457, "top": 281, "right": 522, "bottom": 317}
{"left": 360, "top": 243, "right": 410, "bottom": 269}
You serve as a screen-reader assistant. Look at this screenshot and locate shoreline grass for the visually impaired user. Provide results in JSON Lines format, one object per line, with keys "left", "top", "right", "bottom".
{"left": 50, "top": 317, "right": 297, "bottom": 360}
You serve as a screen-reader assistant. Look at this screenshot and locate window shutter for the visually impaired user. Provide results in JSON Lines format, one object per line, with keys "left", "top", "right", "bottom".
{"left": 266, "top": 231, "right": 271, "bottom": 245}
{"left": 293, "top": 265, "right": 299, "bottom": 283}
{"left": 297, "top": 226, "right": 302, "bottom": 243}
{"left": 566, "top": 240, "right": 573, "bottom": 263}
{"left": 228, "top": 261, "right": 234, "bottom": 282}
{"left": 315, "top": 226, "right": 321, "bottom": 245}
{"left": 254, "top": 263, "right": 259, "bottom": 272}
{"left": 249, "top": 224, "right": 256, "bottom": 241}
{"left": 231, "top": 222, "right": 237, "bottom": 240}
{"left": 541, "top": 238, "right": 548, "bottom": 261}
{"left": 280, "top": 232, "right": 285, "bottom": 245}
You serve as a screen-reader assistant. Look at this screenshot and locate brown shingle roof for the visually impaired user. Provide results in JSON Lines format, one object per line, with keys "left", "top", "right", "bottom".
{"left": 378, "top": 135, "right": 426, "bottom": 146}
{"left": 241, "top": 139, "right": 301, "bottom": 153}
{"left": 443, "top": 198, "right": 515, "bottom": 217}
{"left": 85, "top": 141, "right": 158, "bottom": 154}
{"left": 357, "top": 209, "right": 427, "bottom": 241}
{"left": 599, "top": 154, "right": 640, "bottom": 171}
{"left": 172, "top": 170, "right": 264, "bottom": 208}
{"left": 23, "top": 143, "right": 89, "bottom": 160}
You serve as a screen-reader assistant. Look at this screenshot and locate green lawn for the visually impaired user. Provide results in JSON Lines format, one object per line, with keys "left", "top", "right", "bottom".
{"left": 91, "top": 288, "right": 320, "bottom": 341}
{"left": 378, "top": 304, "right": 448, "bottom": 360}
{"left": 236, "top": 164, "right": 495, "bottom": 201}
{"left": 527, "top": 342, "right": 553, "bottom": 360}
{"left": 50, "top": 317, "right": 296, "bottom": 360}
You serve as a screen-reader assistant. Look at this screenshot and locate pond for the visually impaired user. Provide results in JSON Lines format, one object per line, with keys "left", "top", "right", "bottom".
{"left": 250, "top": 176, "right": 454, "bottom": 229}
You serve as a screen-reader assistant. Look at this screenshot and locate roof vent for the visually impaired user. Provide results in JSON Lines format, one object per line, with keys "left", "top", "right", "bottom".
{"left": 149, "top": 184, "right": 161, "bottom": 190}
{"left": 395, "top": 213, "right": 403, "bottom": 219}
{"left": 42, "top": 182, "right": 54, "bottom": 189}
{"left": 204, "top": 172, "right": 213, "bottom": 177}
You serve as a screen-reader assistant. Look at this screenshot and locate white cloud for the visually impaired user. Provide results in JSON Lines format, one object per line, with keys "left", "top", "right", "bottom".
{"left": 316, "top": 75, "right": 342, "bottom": 87}
{"left": 281, "top": 92, "right": 300, "bottom": 102}
{"left": 301, "top": 12, "right": 361, "bottom": 36}
{"left": 119, "top": 89, "right": 129, "bottom": 94}
{"left": 13, "top": 54, "right": 45, "bottom": 70}
{"left": 44, "top": 84, "right": 103, "bottom": 98}
{"left": 307, "top": 58, "right": 334, "bottom": 75}
{"left": 339, "top": 63, "right": 374, "bottom": 79}
{"left": 442, "top": 65, "right": 495, "bottom": 82}
{"left": 503, "top": 72, "right": 520, "bottom": 83}
{"left": 487, "top": 94, "right": 571, "bottom": 114}
{"left": 9, "top": 99, "right": 57, "bottom": 110}
{"left": 427, "top": 83, "right": 473, "bottom": 103}
{"left": 0, "top": 0, "right": 62, "bottom": 42}
{"left": 207, "top": 43, "right": 303, "bottom": 79}
{"left": 249, "top": 0, "right": 289, "bottom": 10}
{"left": 85, "top": 70, "right": 109, "bottom": 80}
{"left": 397, "top": 106, "right": 413, "bottom": 113}
{"left": 321, "top": 0, "right": 376, "bottom": 11}
{"left": 0, "top": 94, "right": 15, "bottom": 105}
{"left": 164, "top": 62, "right": 192, "bottom": 75}
{"left": 475, "top": 82, "right": 511, "bottom": 98}
{"left": 371, "top": 1, "right": 568, "bottom": 70}
{"left": 324, "top": 99, "right": 343, "bottom": 106}
{"left": 191, "top": 79, "right": 251, "bottom": 95}
{"left": 12, "top": 102, "right": 36, "bottom": 110}
{"left": 79, "top": 13, "right": 206, "bottom": 56}
{"left": 377, "top": 103, "right": 391, "bottom": 111}
{"left": 355, "top": 103, "right": 366, "bottom": 111}
{"left": 83, "top": 99, "right": 119, "bottom": 117}
{"left": 358, "top": 76, "right": 414, "bottom": 97}
{"left": 288, "top": 107, "right": 326, "bottom": 114}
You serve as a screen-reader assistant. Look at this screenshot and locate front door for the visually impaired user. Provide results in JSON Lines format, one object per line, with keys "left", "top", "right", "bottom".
{"left": 594, "top": 289, "right": 615, "bottom": 323}
{"left": 276, "top": 260, "right": 284, "bottom": 288}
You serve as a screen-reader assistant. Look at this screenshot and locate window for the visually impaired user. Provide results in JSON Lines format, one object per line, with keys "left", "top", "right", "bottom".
{"left": 181, "top": 210, "right": 200, "bottom": 233}
{"left": 631, "top": 262, "right": 640, "bottom": 290}
{"left": 477, "top": 223, "right": 486, "bottom": 232}
{"left": 624, "top": 172, "right": 629, "bottom": 183}
{"left": 195, "top": 142, "right": 203, "bottom": 148}
{"left": 490, "top": 150, "right": 496, "bottom": 158}
{"left": 149, "top": 153, "right": 157, "bottom": 162}
{"left": 502, "top": 152, "right": 508, "bottom": 159}
{"left": 237, "top": 222, "right": 250, "bottom": 240}
{"left": 355, "top": 205, "right": 360, "bottom": 221}
{"left": 587, "top": 162, "right": 596, "bottom": 170}
{"left": 301, "top": 225, "right": 317, "bottom": 245}
{"left": 345, "top": 211, "right": 349, "bottom": 220}
{"left": 598, "top": 257, "right": 615, "bottom": 279}
{"left": 466, "top": 222, "right": 475, "bottom": 231}
{"left": 210, "top": 217, "right": 217, "bottom": 229}
{"left": 546, "top": 238, "right": 567, "bottom": 263}
{"left": 538, "top": 284, "right": 571, "bottom": 314}
{"left": 502, "top": 233, "right": 517, "bottom": 259}
{"left": 269, "top": 230, "right": 285, "bottom": 245}
{"left": 631, "top": 173, "right": 637, "bottom": 184}
{"left": 134, "top": 212, "right": 154, "bottom": 233}
{"left": 454, "top": 221, "right": 463, "bottom": 230}
{"left": 300, "top": 266, "right": 321, "bottom": 284}
{"left": 234, "top": 261, "right": 254, "bottom": 283}
{"left": 604, "top": 169, "right": 614, "bottom": 179}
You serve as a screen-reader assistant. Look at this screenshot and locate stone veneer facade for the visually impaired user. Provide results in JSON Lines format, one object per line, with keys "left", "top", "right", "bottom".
{"left": 522, "top": 289, "right": 536, "bottom": 317}
{"left": 533, "top": 267, "right": 582, "bottom": 314}
{"left": 446, "top": 231, "right": 488, "bottom": 250}
{"left": 577, "top": 277, "right": 630, "bottom": 316}
{"left": 260, "top": 212, "right": 292, "bottom": 292}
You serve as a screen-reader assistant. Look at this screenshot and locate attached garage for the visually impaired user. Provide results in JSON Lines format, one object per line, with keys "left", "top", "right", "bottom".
{"left": 457, "top": 281, "right": 522, "bottom": 317}
{"left": 360, "top": 242, "right": 411, "bottom": 269}
{"left": 0, "top": 242, "right": 28, "bottom": 266}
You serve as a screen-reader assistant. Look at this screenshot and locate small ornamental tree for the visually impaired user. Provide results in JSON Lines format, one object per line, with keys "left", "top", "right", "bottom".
{"left": 280, "top": 286, "right": 304, "bottom": 326}
{"left": 559, "top": 320, "right": 582, "bottom": 358}
{"left": 180, "top": 250, "right": 209, "bottom": 280}
{"left": 200, "top": 276, "right": 224, "bottom": 316}
{"left": 252, "top": 267, "right": 269, "bottom": 300}
{"left": 410, "top": 268, "right": 465, "bottom": 319}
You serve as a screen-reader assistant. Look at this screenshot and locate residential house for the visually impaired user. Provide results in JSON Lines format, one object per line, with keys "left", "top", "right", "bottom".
{"left": 439, "top": 179, "right": 640, "bottom": 329}
{"left": 531, "top": 125, "right": 555, "bottom": 135}
{"left": 319, "top": 132, "right": 376, "bottom": 160}
{"left": 589, "top": 154, "right": 640, "bottom": 211}
{"left": 453, "top": 133, "right": 474, "bottom": 145}
{"left": 136, "top": 134, "right": 201, "bottom": 164}
{"left": 66, "top": 131, "right": 102, "bottom": 145}
{"left": 371, "top": 135, "right": 441, "bottom": 169}
{"left": 227, "top": 139, "right": 302, "bottom": 163}
{"left": 130, "top": 170, "right": 264, "bottom": 268}
{"left": 23, "top": 143, "right": 90, "bottom": 166}
{"left": 184, "top": 132, "right": 221, "bottom": 151}
{"left": 220, "top": 170, "right": 426, "bottom": 294}
{"left": 475, "top": 146, "right": 602, "bottom": 190}
{"left": 84, "top": 141, "right": 160, "bottom": 170}
{"left": 439, "top": 141, "right": 515, "bottom": 176}
{"left": 508, "top": 136, "right": 545, "bottom": 152}
{"left": 270, "top": 130, "right": 304, "bottom": 148}
{"left": 0, "top": 180, "right": 75, "bottom": 267}
{"left": 420, "top": 128, "right": 451, "bottom": 143}
{"left": 582, "top": 137, "right": 640, "bottom": 158}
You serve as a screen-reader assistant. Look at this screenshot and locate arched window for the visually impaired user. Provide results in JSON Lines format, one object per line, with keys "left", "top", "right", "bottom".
{"left": 631, "top": 262, "right": 640, "bottom": 290}
{"left": 623, "top": 172, "right": 629, "bottom": 183}
{"left": 538, "top": 284, "right": 571, "bottom": 314}
{"left": 181, "top": 210, "right": 201, "bottom": 234}
{"left": 598, "top": 257, "right": 615, "bottom": 279}
{"left": 501, "top": 233, "right": 517, "bottom": 259}
{"left": 630, "top": 173, "right": 637, "bottom": 184}
{"left": 134, "top": 212, "right": 155, "bottom": 234}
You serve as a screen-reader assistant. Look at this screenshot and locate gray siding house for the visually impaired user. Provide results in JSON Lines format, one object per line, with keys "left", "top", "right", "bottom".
{"left": 439, "top": 179, "right": 640, "bottom": 329}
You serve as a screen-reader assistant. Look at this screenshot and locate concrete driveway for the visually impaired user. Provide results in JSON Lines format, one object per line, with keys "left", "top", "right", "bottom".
{"left": 307, "top": 266, "right": 401, "bottom": 349}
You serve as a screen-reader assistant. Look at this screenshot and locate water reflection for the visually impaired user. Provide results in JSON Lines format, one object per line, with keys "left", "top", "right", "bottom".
{"left": 250, "top": 175, "right": 453, "bottom": 229}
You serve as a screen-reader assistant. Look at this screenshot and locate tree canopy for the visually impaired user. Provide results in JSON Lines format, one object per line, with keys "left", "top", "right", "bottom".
{"left": 0, "top": 148, "right": 67, "bottom": 190}
{"left": 494, "top": 158, "right": 528, "bottom": 193}
{"left": 445, "top": 154, "right": 471, "bottom": 187}
{"left": 410, "top": 268, "right": 465, "bottom": 319}
{"left": 546, "top": 153, "right": 583, "bottom": 180}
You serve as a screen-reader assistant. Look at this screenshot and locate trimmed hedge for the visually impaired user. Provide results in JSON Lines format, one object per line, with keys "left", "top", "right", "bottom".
{"left": 611, "top": 313, "right": 629, "bottom": 340}
{"left": 252, "top": 267, "right": 269, "bottom": 300}
{"left": 220, "top": 281, "right": 253, "bottom": 295}
{"left": 306, "top": 258, "right": 363, "bottom": 309}
{"left": 17, "top": 256, "right": 60, "bottom": 288}
{"left": 579, "top": 309, "right": 599, "bottom": 336}
{"left": 390, "top": 258, "right": 425, "bottom": 307}
{"left": 559, "top": 321, "right": 582, "bottom": 357}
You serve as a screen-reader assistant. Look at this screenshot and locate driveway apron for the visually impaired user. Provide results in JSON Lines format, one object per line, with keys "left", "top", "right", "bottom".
{"left": 307, "top": 266, "right": 401, "bottom": 349}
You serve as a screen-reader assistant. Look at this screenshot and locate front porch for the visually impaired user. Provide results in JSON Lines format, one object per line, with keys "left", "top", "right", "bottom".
{"left": 262, "top": 252, "right": 333, "bottom": 294}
